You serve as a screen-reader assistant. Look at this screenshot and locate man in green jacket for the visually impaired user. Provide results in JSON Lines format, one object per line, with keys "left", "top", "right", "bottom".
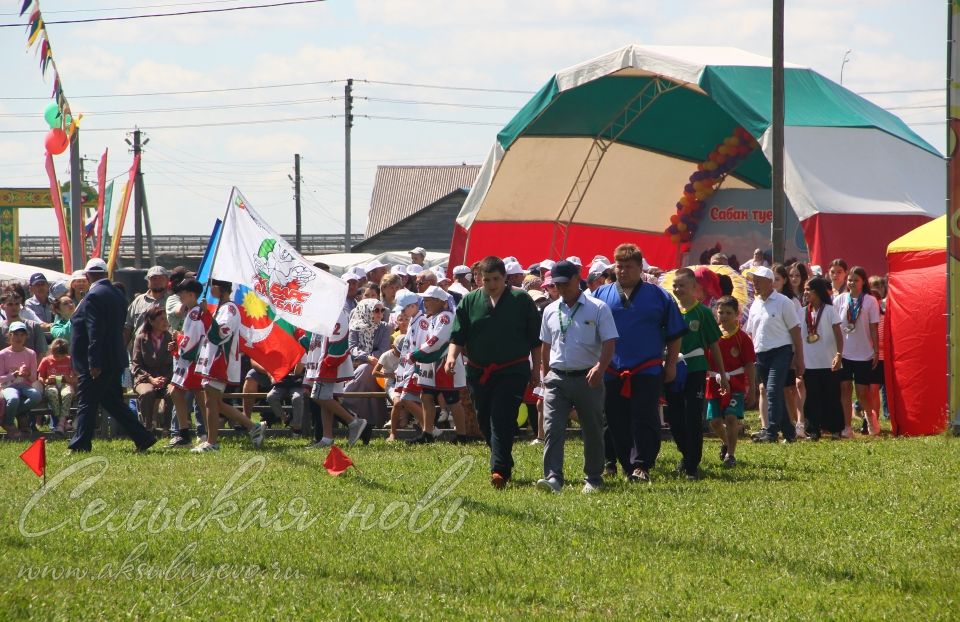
{"left": 447, "top": 256, "right": 541, "bottom": 489}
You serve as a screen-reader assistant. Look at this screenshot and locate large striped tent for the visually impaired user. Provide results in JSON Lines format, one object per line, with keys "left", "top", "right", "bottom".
{"left": 450, "top": 45, "right": 944, "bottom": 273}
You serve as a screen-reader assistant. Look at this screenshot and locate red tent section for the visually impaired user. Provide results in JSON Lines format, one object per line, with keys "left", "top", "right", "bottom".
{"left": 884, "top": 216, "right": 949, "bottom": 436}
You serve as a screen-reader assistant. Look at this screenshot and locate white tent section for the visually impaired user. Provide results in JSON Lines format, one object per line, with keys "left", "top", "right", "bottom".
{"left": 0, "top": 261, "right": 69, "bottom": 283}
{"left": 303, "top": 251, "right": 449, "bottom": 277}
{"left": 761, "top": 126, "right": 945, "bottom": 220}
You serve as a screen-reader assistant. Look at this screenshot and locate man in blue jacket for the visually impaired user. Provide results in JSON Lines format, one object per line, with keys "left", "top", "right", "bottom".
{"left": 68, "top": 258, "right": 156, "bottom": 453}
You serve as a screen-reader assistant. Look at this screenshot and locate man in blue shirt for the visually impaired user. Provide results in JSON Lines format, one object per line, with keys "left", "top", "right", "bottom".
{"left": 593, "top": 244, "right": 685, "bottom": 483}
{"left": 536, "top": 261, "right": 619, "bottom": 495}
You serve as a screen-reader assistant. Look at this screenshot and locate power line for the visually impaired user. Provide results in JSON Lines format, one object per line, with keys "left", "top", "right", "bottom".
{"left": 360, "top": 96, "right": 519, "bottom": 111}
{"left": 0, "top": 0, "right": 326, "bottom": 28}
{"left": 0, "top": 97, "right": 343, "bottom": 117}
{"left": 0, "top": 79, "right": 344, "bottom": 101}
{"left": 357, "top": 114, "right": 504, "bottom": 127}
{"left": 359, "top": 79, "right": 535, "bottom": 95}
{"left": 0, "top": 0, "right": 249, "bottom": 16}
{"left": 0, "top": 113, "right": 343, "bottom": 134}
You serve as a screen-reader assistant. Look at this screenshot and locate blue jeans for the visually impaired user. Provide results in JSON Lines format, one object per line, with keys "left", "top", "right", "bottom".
{"left": 3, "top": 385, "right": 42, "bottom": 427}
{"left": 756, "top": 345, "right": 795, "bottom": 440}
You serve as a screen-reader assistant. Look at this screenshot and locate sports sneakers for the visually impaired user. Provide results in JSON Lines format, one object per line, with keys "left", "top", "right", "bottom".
{"left": 165, "top": 434, "right": 192, "bottom": 449}
{"left": 535, "top": 477, "right": 561, "bottom": 493}
{"left": 307, "top": 437, "right": 334, "bottom": 449}
{"left": 629, "top": 468, "right": 651, "bottom": 483}
{"left": 190, "top": 441, "right": 220, "bottom": 453}
{"left": 249, "top": 423, "right": 266, "bottom": 449}
{"left": 490, "top": 472, "right": 507, "bottom": 490}
{"left": 722, "top": 454, "right": 737, "bottom": 468}
{"left": 347, "top": 418, "right": 367, "bottom": 447}
{"left": 582, "top": 481, "right": 602, "bottom": 494}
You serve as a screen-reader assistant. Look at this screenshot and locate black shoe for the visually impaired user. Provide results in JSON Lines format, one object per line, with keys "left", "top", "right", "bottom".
{"left": 628, "top": 468, "right": 651, "bottom": 483}
{"left": 685, "top": 471, "right": 702, "bottom": 481}
{"left": 719, "top": 444, "right": 727, "bottom": 460}
{"left": 135, "top": 437, "right": 158, "bottom": 453}
{"left": 407, "top": 433, "right": 435, "bottom": 445}
{"left": 603, "top": 464, "right": 617, "bottom": 478}
{"left": 674, "top": 461, "right": 686, "bottom": 475}
{"left": 781, "top": 436, "right": 797, "bottom": 444}
{"left": 807, "top": 431, "right": 821, "bottom": 441}
{"left": 752, "top": 431, "right": 777, "bottom": 443}
{"left": 166, "top": 434, "right": 192, "bottom": 449}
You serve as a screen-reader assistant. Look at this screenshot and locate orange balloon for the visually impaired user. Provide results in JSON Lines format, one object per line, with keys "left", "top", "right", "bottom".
{"left": 703, "top": 161, "right": 718, "bottom": 171}
{"left": 670, "top": 214, "right": 680, "bottom": 225}
{"left": 45, "top": 128, "right": 69, "bottom": 155}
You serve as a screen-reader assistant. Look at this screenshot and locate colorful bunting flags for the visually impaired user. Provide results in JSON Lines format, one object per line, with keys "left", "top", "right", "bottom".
{"left": 22, "top": 1, "right": 78, "bottom": 137}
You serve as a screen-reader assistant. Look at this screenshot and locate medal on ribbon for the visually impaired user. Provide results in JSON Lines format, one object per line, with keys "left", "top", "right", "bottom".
{"left": 806, "top": 303, "right": 824, "bottom": 343}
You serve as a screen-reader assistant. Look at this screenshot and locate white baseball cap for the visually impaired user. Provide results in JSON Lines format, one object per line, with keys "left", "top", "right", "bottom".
{"left": 83, "top": 258, "right": 107, "bottom": 273}
{"left": 390, "top": 264, "right": 407, "bottom": 276}
{"left": 409, "top": 246, "right": 427, "bottom": 256}
{"left": 365, "top": 259, "right": 388, "bottom": 273}
{"left": 747, "top": 265, "right": 775, "bottom": 280}
{"left": 589, "top": 260, "right": 609, "bottom": 275}
{"left": 340, "top": 272, "right": 360, "bottom": 282}
{"left": 406, "top": 264, "right": 424, "bottom": 276}
{"left": 419, "top": 285, "right": 449, "bottom": 301}
{"left": 539, "top": 259, "right": 556, "bottom": 271}
{"left": 565, "top": 256, "right": 582, "bottom": 267}
{"left": 431, "top": 267, "right": 449, "bottom": 282}
{"left": 504, "top": 261, "right": 524, "bottom": 276}
{"left": 351, "top": 266, "right": 367, "bottom": 279}
{"left": 591, "top": 255, "right": 611, "bottom": 265}
{"left": 451, "top": 265, "right": 471, "bottom": 277}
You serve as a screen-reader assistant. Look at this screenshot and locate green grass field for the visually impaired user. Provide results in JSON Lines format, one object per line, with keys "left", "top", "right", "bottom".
{"left": 1, "top": 426, "right": 959, "bottom": 621}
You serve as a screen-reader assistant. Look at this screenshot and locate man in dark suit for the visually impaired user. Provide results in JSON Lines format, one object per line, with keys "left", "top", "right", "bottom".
{"left": 68, "top": 258, "right": 156, "bottom": 453}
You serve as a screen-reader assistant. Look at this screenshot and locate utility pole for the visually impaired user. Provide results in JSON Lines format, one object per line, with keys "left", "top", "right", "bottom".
{"left": 344, "top": 78, "right": 353, "bottom": 252}
{"left": 132, "top": 129, "right": 144, "bottom": 269}
{"left": 771, "top": 0, "right": 785, "bottom": 264}
{"left": 294, "top": 153, "right": 302, "bottom": 252}
{"left": 69, "top": 128, "right": 83, "bottom": 272}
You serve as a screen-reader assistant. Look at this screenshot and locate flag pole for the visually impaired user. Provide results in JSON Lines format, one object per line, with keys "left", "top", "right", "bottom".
{"left": 202, "top": 188, "right": 235, "bottom": 304}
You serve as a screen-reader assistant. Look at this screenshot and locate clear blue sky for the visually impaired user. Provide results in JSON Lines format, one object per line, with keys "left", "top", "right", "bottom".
{"left": 0, "top": 0, "right": 947, "bottom": 236}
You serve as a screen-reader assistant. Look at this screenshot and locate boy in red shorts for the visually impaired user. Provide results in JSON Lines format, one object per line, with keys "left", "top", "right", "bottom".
{"left": 706, "top": 296, "right": 757, "bottom": 467}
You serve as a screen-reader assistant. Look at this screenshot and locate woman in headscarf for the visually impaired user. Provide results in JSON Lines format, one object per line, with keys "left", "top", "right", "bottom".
{"left": 341, "top": 298, "right": 392, "bottom": 441}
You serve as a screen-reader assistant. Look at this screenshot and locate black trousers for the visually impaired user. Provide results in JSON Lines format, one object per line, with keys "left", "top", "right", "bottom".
{"left": 68, "top": 370, "right": 154, "bottom": 451}
{"left": 803, "top": 368, "right": 844, "bottom": 434}
{"left": 604, "top": 373, "right": 663, "bottom": 473}
{"left": 468, "top": 372, "right": 528, "bottom": 480}
{"left": 665, "top": 370, "right": 706, "bottom": 476}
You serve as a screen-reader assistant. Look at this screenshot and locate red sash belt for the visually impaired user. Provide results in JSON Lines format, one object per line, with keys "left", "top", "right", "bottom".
{"left": 607, "top": 358, "right": 663, "bottom": 398}
{"left": 467, "top": 357, "right": 529, "bottom": 385}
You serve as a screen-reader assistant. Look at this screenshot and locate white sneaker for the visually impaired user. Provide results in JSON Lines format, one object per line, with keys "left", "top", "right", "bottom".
{"left": 841, "top": 427, "right": 853, "bottom": 439}
{"left": 529, "top": 438, "right": 543, "bottom": 446}
{"left": 535, "top": 477, "right": 561, "bottom": 493}
{"left": 347, "top": 418, "right": 367, "bottom": 447}
{"left": 795, "top": 421, "right": 807, "bottom": 439}
{"left": 430, "top": 427, "right": 443, "bottom": 439}
{"left": 249, "top": 423, "right": 266, "bottom": 449}
{"left": 582, "top": 481, "right": 602, "bottom": 494}
{"left": 190, "top": 441, "right": 220, "bottom": 453}
{"left": 198, "top": 434, "right": 208, "bottom": 444}
{"left": 307, "top": 437, "right": 333, "bottom": 449}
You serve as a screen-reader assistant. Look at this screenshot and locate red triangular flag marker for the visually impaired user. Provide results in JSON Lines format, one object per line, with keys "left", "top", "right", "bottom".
{"left": 323, "top": 445, "right": 354, "bottom": 476}
{"left": 20, "top": 437, "right": 46, "bottom": 478}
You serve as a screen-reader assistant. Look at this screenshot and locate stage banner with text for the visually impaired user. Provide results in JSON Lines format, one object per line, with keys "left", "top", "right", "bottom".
{"left": 683, "top": 189, "right": 808, "bottom": 268}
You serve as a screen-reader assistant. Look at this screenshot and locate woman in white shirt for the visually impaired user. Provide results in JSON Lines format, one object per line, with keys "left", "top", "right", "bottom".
{"left": 835, "top": 266, "right": 881, "bottom": 437}
{"left": 769, "top": 264, "right": 803, "bottom": 437}
{"left": 800, "top": 277, "right": 844, "bottom": 440}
